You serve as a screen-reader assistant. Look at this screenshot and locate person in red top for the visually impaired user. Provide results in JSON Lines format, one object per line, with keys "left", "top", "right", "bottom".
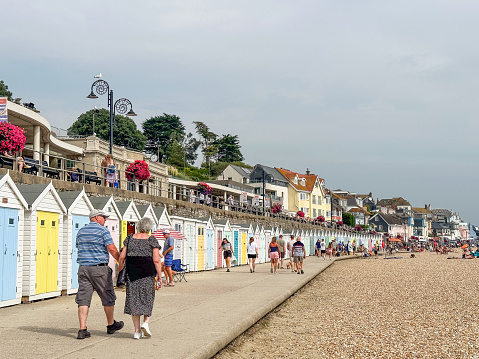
{"left": 268, "top": 237, "right": 280, "bottom": 274}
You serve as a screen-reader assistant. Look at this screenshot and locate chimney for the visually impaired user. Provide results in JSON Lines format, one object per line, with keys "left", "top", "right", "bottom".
{"left": 306, "top": 168, "right": 310, "bottom": 175}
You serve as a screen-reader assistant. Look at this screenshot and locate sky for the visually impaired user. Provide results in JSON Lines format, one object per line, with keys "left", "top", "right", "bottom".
{"left": 3, "top": 1, "right": 479, "bottom": 223}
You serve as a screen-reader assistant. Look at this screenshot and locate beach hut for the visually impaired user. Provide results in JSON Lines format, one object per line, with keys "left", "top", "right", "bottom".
{"left": 88, "top": 196, "right": 122, "bottom": 282}
{"left": 170, "top": 215, "right": 199, "bottom": 271}
{"left": 116, "top": 201, "right": 141, "bottom": 246}
{"left": 237, "top": 223, "right": 254, "bottom": 265}
{"left": 213, "top": 219, "right": 227, "bottom": 268}
{"left": 153, "top": 205, "right": 172, "bottom": 229}
{"left": 135, "top": 204, "right": 159, "bottom": 231}
{"left": 258, "top": 226, "right": 266, "bottom": 264}
{"left": 58, "top": 190, "right": 93, "bottom": 295}
{"left": 263, "top": 227, "right": 272, "bottom": 263}
{"left": 18, "top": 183, "right": 67, "bottom": 302}
{"left": 205, "top": 217, "right": 215, "bottom": 270}
{"left": 230, "top": 223, "right": 241, "bottom": 266}
{"left": 0, "top": 173, "right": 28, "bottom": 308}
{"left": 254, "top": 224, "right": 261, "bottom": 261}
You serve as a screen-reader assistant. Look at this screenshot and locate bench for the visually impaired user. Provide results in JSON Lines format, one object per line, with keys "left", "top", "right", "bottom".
{"left": 0, "top": 156, "right": 14, "bottom": 169}
{"left": 23, "top": 157, "right": 39, "bottom": 176}
{"left": 41, "top": 161, "right": 60, "bottom": 179}
{"left": 85, "top": 171, "right": 102, "bottom": 185}
{"left": 171, "top": 259, "right": 189, "bottom": 283}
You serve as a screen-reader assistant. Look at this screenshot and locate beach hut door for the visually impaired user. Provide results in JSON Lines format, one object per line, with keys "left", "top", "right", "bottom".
{"left": 71, "top": 215, "right": 90, "bottom": 289}
{"left": 0, "top": 208, "right": 19, "bottom": 301}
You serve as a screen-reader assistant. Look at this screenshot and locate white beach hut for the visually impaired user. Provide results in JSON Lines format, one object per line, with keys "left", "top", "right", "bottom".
{"left": 57, "top": 189, "right": 93, "bottom": 295}
{"left": 0, "top": 173, "right": 28, "bottom": 308}
{"left": 18, "top": 183, "right": 67, "bottom": 302}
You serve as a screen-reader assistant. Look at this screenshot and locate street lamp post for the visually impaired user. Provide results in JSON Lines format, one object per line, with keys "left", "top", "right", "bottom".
{"left": 261, "top": 169, "right": 273, "bottom": 216}
{"left": 87, "top": 79, "right": 137, "bottom": 154}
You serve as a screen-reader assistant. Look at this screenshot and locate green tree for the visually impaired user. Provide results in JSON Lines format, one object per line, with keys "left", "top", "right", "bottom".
{"left": 0, "top": 80, "right": 13, "bottom": 101}
{"left": 193, "top": 121, "right": 218, "bottom": 163}
{"left": 183, "top": 132, "right": 201, "bottom": 165}
{"left": 68, "top": 108, "right": 146, "bottom": 151}
{"left": 142, "top": 114, "right": 186, "bottom": 162}
{"left": 342, "top": 212, "right": 355, "bottom": 227}
{"left": 217, "top": 134, "right": 243, "bottom": 162}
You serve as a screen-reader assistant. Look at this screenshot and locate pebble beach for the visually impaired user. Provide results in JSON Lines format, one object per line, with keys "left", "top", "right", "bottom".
{"left": 215, "top": 252, "right": 479, "bottom": 359}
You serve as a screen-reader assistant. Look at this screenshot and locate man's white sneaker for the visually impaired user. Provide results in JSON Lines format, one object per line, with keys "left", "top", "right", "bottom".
{"left": 133, "top": 331, "right": 142, "bottom": 339}
{"left": 141, "top": 323, "right": 152, "bottom": 337}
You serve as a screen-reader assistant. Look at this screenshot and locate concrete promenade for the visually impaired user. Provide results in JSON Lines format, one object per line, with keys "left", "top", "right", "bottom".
{"left": 0, "top": 256, "right": 354, "bottom": 359}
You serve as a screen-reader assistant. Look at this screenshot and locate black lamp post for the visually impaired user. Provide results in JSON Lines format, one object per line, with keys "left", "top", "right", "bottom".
{"left": 87, "top": 79, "right": 137, "bottom": 154}
{"left": 262, "top": 170, "right": 274, "bottom": 216}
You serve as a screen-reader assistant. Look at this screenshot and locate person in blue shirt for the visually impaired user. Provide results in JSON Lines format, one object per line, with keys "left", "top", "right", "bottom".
{"left": 75, "top": 209, "right": 124, "bottom": 339}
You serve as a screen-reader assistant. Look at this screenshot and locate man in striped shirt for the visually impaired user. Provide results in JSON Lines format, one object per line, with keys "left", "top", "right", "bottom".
{"left": 75, "top": 209, "right": 123, "bottom": 339}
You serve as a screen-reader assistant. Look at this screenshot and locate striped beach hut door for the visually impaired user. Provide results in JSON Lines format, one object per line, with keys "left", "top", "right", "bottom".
{"left": 216, "top": 230, "right": 223, "bottom": 268}
{"left": 0, "top": 208, "right": 19, "bottom": 301}
{"left": 206, "top": 229, "right": 214, "bottom": 269}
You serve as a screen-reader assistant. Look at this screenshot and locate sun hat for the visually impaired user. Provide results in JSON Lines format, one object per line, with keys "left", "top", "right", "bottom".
{"left": 163, "top": 229, "right": 170, "bottom": 234}
{"left": 89, "top": 209, "right": 110, "bottom": 218}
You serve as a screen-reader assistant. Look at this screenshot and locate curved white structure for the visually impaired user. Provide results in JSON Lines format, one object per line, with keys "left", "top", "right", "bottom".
{"left": 6, "top": 101, "right": 83, "bottom": 160}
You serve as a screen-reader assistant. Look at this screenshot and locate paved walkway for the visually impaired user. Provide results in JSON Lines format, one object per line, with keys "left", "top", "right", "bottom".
{"left": 0, "top": 256, "right": 355, "bottom": 359}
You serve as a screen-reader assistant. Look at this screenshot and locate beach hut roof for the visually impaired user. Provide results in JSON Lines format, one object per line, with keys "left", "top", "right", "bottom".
{"left": 89, "top": 196, "right": 111, "bottom": 209}
{"left": 0, "top": 172, "right": 28, "bottom": 208}
{"left": 17, "top": 182, "right": 67, "bottom": 212}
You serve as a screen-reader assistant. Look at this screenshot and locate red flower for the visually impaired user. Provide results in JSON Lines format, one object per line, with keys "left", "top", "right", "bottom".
{"left": 272, "top": 203, "right": 282, "bottom": 213}
{"left": 0, "top": 122, "right": 26, "bottom": 154}
{"left": 125, "top": 160, "right": 150, "bottom": 181}
{"left": 197, "top": 182, "right": 211, "bottom": 195}
{"left": 317, "top": 216, "right": 325, "bottom": 222}
{"left": 297, "top": 211, "right": 305, "bottom": 218}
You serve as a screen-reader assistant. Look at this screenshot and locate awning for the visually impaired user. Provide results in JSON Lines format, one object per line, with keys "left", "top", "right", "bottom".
{"left": 388, "top": 238, "right": 402, "bottom": 242}
{"left": 152, "top": 228, "right": 186, "bottom": 241}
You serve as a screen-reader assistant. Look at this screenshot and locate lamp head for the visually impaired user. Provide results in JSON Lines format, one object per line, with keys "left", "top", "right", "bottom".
{"left": 126, "top": 109, "right": 137, "bottom": 117}
{"left": 87, "top": 91, "right": 98, "bottom": 99}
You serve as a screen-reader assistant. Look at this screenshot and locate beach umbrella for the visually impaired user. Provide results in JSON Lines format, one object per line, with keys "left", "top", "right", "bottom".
{"left": 152, "top": 228, "right": 186, "bottom": 241}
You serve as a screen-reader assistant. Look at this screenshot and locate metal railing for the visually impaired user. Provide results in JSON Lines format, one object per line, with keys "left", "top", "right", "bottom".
{"left": 1, "top": 152, "right": 381, "bottom": 235}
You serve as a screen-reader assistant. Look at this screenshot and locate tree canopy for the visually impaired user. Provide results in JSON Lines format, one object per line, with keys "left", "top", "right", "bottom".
{"left": 217, "top": 134, "right": 243, "bottom": 162}
{"left": 68, "top": 108, "right": 146, "bottom": 151}
{"left": 142, "top": 113, "right": 186, "bottom": 162}
{"left": 342, "top": 212, "right": 356, "bottom": 227}
{"left": 0, "top": 80, "right": 13, "bottom": 101}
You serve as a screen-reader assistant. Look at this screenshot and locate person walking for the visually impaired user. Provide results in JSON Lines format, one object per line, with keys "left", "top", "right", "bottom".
{"left": 331, "top": 238, "right": 337, "bottom": 257}
{"left": 287, "top": 235, "right": 295, "bottom": 272}
{"left": 293, "top": 237, "right": 306, "bottom": 274}
{"left": 75, "top": 209, "right": 124, "bottom": 339}
{"left": 220, "top": 238, "right": 234, "bottom": 272}
{"left": 320, "top": 238, "right": 326, "bottom": 260}
{"left": 101, "top": 154, "right": 115, "bottom": 186}
{"left": 118, "top": 217, "right": 163, "bottom": 339}
{"left": 247, "top": 237, "right": 258, "bottom": 273}
{"left": 326, "top": 242, "right": 333, "bottom": 260}
{"left": 268, "top": 236, "right": 280, "bottom": 273}
{"left": 315, "top": 239, "right": 321, "bottom": 257}
{"left": 162, "top": 229, "right": 175, "bottom": 286}
{"left": 278, "top": 235, "right": 286, "bottom": 269}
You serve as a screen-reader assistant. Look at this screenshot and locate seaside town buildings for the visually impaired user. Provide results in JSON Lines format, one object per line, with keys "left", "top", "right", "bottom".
{"left": 1, "top": 98, "right": 475, "bottom": 243}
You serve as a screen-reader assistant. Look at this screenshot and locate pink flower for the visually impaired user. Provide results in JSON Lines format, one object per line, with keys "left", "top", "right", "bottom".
{"left": 126, "top": 160, "right": 150, "bottom": 181}
{"left": 0, "top": 122, "right": 26, "bottom": 154}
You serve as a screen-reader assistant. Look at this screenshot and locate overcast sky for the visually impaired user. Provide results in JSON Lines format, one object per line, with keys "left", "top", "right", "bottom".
{"left": 3, "top": 1, "right": 479, "bottom": 223}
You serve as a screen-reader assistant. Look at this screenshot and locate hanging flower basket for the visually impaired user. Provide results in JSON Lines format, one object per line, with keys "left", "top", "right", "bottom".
{"left": 0, "top": 122, "right": 26, "bottom": 154}
{"left": 125, "top": 160, "right": 151, "bottom": 181}
{"left": 317, "top": 216, "right": 325, "bottom": 222}
{"left": 336, "top": 221, "right": 344, "bottom": 226}
{"left": 397, "top": 234, "right": 402, "bottom": 239}
{"left": 271, "top": 203, "right": 282, "bottom": 214}
{"left": 197, "top": 182, "right": 211, "bottom": 195}
{"left": 297, "top": 211, "right": 305, "bottom": 218}
{"left": 355, "top": 225, "right": 362, "bottom": 232}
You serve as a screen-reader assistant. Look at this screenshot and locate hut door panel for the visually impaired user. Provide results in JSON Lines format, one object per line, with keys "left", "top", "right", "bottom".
{"left": 233, "top": 231, "right": 239, "bottom": 261}
{"left": 206, "top": 229, "right": 214, "bottom": 270}
{"left": 216, "top": 230, "right": 223, "bottom": 268}
{"left": 197, "top": 227, "right": 204, "bottom": 271}
{"left": 36, "top": 212, "right": 48, "bottom": 294}
{"left": 241, "top": 233, "right": 247, "bottom": 265}
{"left": 46, "top": 213, "right": 59, "bottom": 293}
{"left": 0, "top": 208, "right": 19, "bottom": 301}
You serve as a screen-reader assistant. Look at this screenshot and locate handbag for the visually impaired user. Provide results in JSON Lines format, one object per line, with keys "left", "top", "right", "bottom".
{"left": 116, "top": 235, "right": 131, "bottom": 287}
{"left": 231, "top": 254, "right": 237, "bottom": 265}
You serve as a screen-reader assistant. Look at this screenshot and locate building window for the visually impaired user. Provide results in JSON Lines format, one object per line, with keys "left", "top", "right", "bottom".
{"left": 318, "top": 197, "right": 322, "bottom": 205}
{"left": 313, "top": 209, "right": 317, "bottom": 217}
{"left": 312, "top": 195, "right": 316, "bottom": 204}
{"left": 294, "top": 176, "right": 298, "bottom": 185}
{"left": 326, "top": 211, "right": 331, "bottom": 217}
{"left": 301, "top": 178, "right": 306, "bottom": 186}
{"left": 299, "top": 193, "right": 309, "bottom": 201}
